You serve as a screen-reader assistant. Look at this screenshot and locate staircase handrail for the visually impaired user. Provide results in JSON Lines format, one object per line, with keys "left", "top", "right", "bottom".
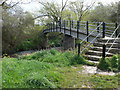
{"left": 80, "top": 22, "right": 103, "bottom": 44}
{"left": 105, "top": 24, "right": 120, "bottom": 45}
{"left": 105, "top": 33, "right": 120, "bottom": 56}
{"left": 80, "top": 32, "right": 102, "bottom": 54}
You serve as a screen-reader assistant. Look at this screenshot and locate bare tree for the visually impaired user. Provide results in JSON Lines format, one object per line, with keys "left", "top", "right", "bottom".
{"left": 68, "top": 0, "right": 95, "bottom": 21}
{"left": 0, "top": 0, "right": 33, "bottom": 9}
{"left": 37, "top": 0, "right": 69, "bottom": 22}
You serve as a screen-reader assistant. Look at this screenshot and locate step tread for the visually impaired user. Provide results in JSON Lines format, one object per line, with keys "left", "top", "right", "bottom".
{"left": 87, "top": 60, "right": 99, "bottom": 64}
{"left": 87, "top": 50, "right": 113, "bottom": 55}
{"left": 84, "top": 55, "right": 102, "bottom": 59}
{"left": 98, "top": 38, "right": 120, "bottom": 40}
{"left": 91, "top": 47, "right": 119, "bottom": 50}
{"left": 94, "top": 42, "right": 118, "bottom": 45}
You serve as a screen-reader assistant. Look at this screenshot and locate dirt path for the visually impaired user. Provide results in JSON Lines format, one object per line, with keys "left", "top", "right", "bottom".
{"left": 82, "top": 65, "right": 119, "bottom": 75}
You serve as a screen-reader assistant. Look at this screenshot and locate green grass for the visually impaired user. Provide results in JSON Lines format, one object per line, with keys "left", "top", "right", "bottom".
{"left": 53, "top": 66, "right": 119, "bottom": 88}
{"left": 90, "top": 74, "right": 119, "bottom": 88}
{"left": 2, "top": 49, "right": 119, "bottom": 88}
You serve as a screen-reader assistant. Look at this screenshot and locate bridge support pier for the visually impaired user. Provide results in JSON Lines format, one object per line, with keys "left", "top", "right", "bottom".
{"left": 63, "top": 34, "right": 75, "bottom": 50}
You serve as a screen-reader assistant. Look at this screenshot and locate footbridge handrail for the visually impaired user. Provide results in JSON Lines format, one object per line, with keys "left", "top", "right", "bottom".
{"left": 43, "top": 20, "right": 119, "bottom": 56}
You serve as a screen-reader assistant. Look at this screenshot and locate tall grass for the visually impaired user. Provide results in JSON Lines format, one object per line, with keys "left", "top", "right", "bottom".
{"left": 2, "top": 49, "right": 119, "bottom": 88}
{"left": 3, "top": 49, "right": 92, "bottom": 88}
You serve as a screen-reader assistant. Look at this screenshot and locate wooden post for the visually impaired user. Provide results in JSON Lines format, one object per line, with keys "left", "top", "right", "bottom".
{"left": 86, "top": 21, "right": 89, "bottom": 42}
{"left": 102, "top": 22, "right": 105, "bottom": 38}
{"left": 102, "top": 44, "right": 106, "bottom": 59}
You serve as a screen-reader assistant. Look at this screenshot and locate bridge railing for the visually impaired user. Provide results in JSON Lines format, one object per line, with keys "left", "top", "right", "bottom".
{"left": 43, "top": 20, "right": 119, "bottom": 57}
{"left": 102, "top": 24, "right": 120, "bottom": 59}
{"left": 44, "top": 20, "right": 119, "bottom": 39}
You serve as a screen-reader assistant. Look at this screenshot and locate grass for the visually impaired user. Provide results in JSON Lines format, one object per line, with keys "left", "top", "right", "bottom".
{"left": 2, "top": 49, "right": 119, "bottom": 88}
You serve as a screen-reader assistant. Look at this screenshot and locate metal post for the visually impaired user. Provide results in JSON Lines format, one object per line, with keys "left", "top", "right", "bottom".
{"left": 52, "top": 22, "right": 53, "bottom": 32}
{"left": 53, "top": 22, "right": 54, "bottom": 32}
{"left": 115, "top": 23, "right": 118, "bottom": 37}
{"left": 60, "top": 20, "right": 61, "bottom": 32}
{"left": 86, "top": 21, "right": 89, "bottom": 42}
{"left": 102, "top": 22, "right": 105, "bottom": 38}
{"left": 78, "top": 43, "right": 80, "bottom": 56}
{"left": 66, "top": 20, "right": 68, "bottom": 27}
{"left": 51, "top": 23, "right": 52, "bottom": 32}
{"left": 77, "top": 21, "right": 80, "bottom": 38}
{"left": 97, "top": 22, "right": 100, "bottom": 33}
{"left": 70, "top": 20, "right": 72, "bottom": 35}
{"left": 72, "top": 20, "right": 73, "bottom": 28}
{"left": 56, "top": 22, "right": 57, "bottom": 32}
{"left": 64, "top": 20, "right": 66, "bottom": 34}
{"left": 102, "top": 44, "right": 106, "bottom": 59}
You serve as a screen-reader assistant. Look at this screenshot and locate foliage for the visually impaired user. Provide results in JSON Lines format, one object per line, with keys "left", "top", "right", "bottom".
{"left": 17, "top": 25, "right": 47, "bottom": 51}
{"left": 98, "top": 55, "right": 120, "bottom": 72}
{"left": 47, "top": 32, "right": 63, "bottom": 47}
{"left": 87, "top": 2, "right": 120, "bottom": 23}
{"left": 2, "top": 5, "right": 34, "bottom": 54}
{"left": 2, "top": 49, "right": 119, "bottom": 88}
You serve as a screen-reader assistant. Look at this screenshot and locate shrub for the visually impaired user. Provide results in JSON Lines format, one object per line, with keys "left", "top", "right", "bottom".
{"left": 98, "top": 55, "right": 120, "bottom": 72}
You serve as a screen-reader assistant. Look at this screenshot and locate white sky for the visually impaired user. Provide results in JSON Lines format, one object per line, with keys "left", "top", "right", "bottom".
{"left": 19, "top": 0, "right": 119, "bottom": 12}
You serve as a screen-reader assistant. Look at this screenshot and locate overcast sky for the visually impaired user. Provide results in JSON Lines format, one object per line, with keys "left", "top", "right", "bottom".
{"left": 20, "top": 0, "right": 119, "bottom": 12}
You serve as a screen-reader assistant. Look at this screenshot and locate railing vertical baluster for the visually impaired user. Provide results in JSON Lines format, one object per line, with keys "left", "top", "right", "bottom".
{"left": 97, "top": 22, "right": 99, "bottom": 33}
{"left": 102, "top": 44, "right": 106, "bottom": 59}
{"left": 64, "top": 20, "right": 66, "bottom": 34}
{"left": 70, "top": 20, "right": 72, "bottom": 35}
{"left": 77, "top": 21, "right": 80, "bottom": 38}
{"left": 115, "top": 23, "right": 118, "bottom": 37}
{"left": 78, "top": 43, "right": 80, "bottom": 56}
{"left": 86, "top": 21, "right": 89, "bottom": 42}
{"left": 102, "top": 22, "right": 105, "bottom": 38}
